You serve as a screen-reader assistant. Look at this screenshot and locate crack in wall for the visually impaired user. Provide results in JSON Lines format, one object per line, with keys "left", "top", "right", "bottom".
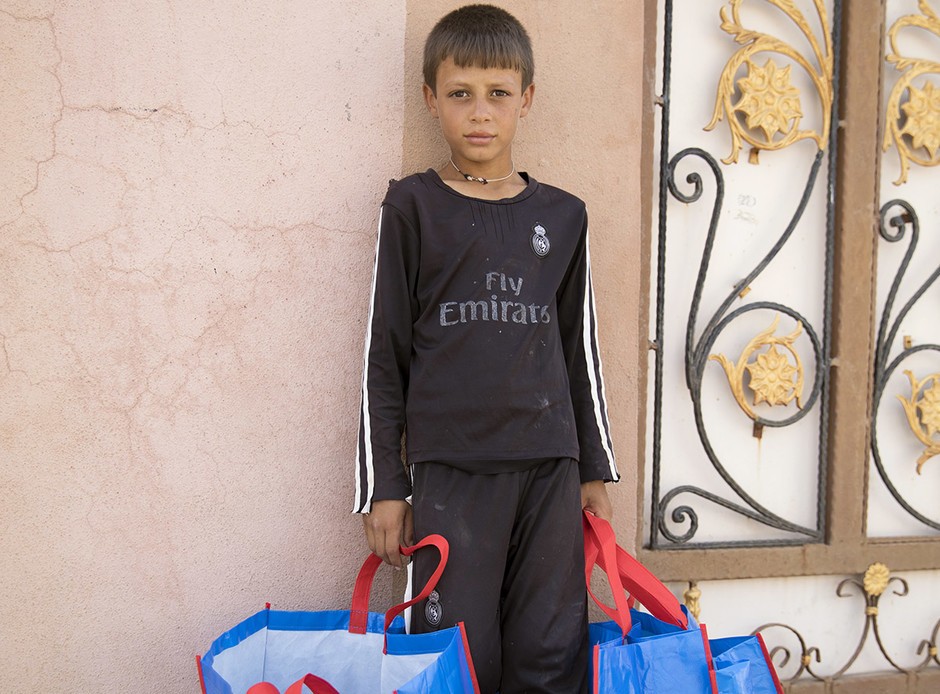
{"left": 2, "top": 9, "right": 64, "bottom": 228}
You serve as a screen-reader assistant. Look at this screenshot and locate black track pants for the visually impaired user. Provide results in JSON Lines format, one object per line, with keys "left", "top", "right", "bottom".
{"left": 409, "top": 459, "right": 589, "bottom": 694}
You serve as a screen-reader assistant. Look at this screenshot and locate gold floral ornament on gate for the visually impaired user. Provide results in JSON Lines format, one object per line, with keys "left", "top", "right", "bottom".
{"left": 883, "top": 0, "right": 940, "bottom": 185}
{"left": 862, "top": 562, "right": 891, "bottom": 599}
{"left": 897, "top": 371, "right": 940, "bottom": 473}
{"left": 710, "top": 315, "right": 805, "bottom": 421}
{"left": 705, "top": 0, "right": 834, "bottom": 165}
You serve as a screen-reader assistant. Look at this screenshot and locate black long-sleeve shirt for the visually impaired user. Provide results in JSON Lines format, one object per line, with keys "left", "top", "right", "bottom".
{"left": 354, "top": 170, "right": 618, "bottom": 512}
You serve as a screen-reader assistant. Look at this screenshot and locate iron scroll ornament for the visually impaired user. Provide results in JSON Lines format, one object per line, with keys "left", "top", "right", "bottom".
{"left": 651, "top": 148, "right": 828, "bottom": 547}
{"left": 871, "top": 200, "right": 940, "bottom": 531}
{"left": 753, "top": 563, "right": 940, "bottom": 681}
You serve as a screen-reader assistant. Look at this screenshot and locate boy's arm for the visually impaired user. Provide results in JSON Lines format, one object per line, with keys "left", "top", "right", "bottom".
{"left": 354, "top": 204, "right": 419, "bottom": 518}
{"left": 557, "top": 213, "right": 620, "bottom": 486}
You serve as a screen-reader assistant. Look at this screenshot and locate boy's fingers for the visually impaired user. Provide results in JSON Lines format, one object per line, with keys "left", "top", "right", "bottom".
{"left": 584, "top": 497, "right": 613, "bottom": 522}
{"left": 362, "top": 514, "right": 376, "bottom": 553}
{"left": 385, "top": 533, "right": 403, "bottom": 569}
{"left": 371, "top": 525, "right": 386, "bottom": 562}
{"left": 371, "top": 524, "right": 401, "bottom": 568}
{"left": 403, "top": 506, "right": 415, "bottom": 547}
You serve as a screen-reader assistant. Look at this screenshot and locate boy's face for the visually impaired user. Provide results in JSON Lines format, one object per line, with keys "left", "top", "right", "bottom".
{"left": 424, "top": 58, "right": 534, "bottom": 173}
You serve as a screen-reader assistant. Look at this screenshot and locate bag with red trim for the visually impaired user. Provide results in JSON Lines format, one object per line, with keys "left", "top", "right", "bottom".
{"left": 583, "top": 512, "right": 783, "bottom": 694}
{"left": 196, "top": 535, "right": 479, "bottom": 694}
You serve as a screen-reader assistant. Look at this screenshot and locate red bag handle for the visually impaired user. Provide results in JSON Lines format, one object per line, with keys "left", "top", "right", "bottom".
{"left": 583, "top": 512, "right": 634, "bottom": 637}
{"left": 383, "top": 534, "right": 448, "bottom": 635}
{"left": 583, "top": 512, "right": 688, "bottom": 636}
{"left": 348, "top": 534, "right": 449, "bottom": 637}
{"left": 246, "top": 684, "right": 279, "bottom": 694}
{"left": 285, "top": 674, "right": 341, "bottom": 694}
{"left": 247, "top": 674, "right": 341, "bottom": 694}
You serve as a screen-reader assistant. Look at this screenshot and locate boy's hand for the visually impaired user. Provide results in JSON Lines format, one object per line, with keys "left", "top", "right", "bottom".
{"left": 362, "top": 499, "right": 414, "bottom": 569}
{"left": 581, "top": 480, "right": 613, "bottom": 522}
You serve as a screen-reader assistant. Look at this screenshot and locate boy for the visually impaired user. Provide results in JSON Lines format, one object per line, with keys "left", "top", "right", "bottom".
{"left": 355, "top": 5, "right": 619, "bottom": 692}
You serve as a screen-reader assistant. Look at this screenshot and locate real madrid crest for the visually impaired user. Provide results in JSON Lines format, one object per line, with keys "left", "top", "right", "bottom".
{"left": 530, "top": 223, "right": 551, "bottom": 258}
{"left": 424, "top": 590, "right": 443, "bottom": 628}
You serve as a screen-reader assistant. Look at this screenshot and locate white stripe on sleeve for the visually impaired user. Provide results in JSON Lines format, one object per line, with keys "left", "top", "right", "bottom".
{"left": 354, "top": 208, "right": 385, "bottom": 513}
{"left": 582, "top": 229, "right": 618, "bottom": 479}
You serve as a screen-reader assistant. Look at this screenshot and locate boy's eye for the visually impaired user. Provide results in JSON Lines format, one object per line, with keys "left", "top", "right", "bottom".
{"left": 491, "top": 90, "right": 510, "bottom": 97}
{"left": 450, "top": 90, "right": 469, "bottom": 98}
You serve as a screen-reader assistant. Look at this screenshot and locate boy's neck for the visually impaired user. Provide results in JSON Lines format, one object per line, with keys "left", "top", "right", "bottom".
{"left": 435, "top": 162, "right": 527, "bottom": 201}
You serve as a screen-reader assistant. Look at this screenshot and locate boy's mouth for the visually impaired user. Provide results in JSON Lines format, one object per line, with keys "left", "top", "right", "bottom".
{"left": 465, "top": 132, "right": 495, "bottom": 145}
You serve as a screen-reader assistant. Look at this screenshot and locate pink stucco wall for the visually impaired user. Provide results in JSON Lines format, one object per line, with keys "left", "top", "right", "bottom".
{"left": 1, "top": 0, "right": 644, "bottom": 689}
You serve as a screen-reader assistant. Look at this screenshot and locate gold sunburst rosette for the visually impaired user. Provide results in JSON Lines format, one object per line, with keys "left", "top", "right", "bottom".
{"left": 705, "top": 0, "right": 834, "bottom": 164}
{"left": 883, "top": 0, "right": 940, "bottom": 185}
{"left": 897, "top": 370, "right": 940, "bottom": 473}
{"left": 710, "top": 315, "right": 805, "bottom": 421}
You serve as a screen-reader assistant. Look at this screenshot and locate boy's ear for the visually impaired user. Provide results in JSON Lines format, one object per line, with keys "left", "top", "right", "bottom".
{"left": 423, "top": 83, "right": 439, "bottom": 118}
{"left": 519, "top": 83, "right": 535, "bottom": 118}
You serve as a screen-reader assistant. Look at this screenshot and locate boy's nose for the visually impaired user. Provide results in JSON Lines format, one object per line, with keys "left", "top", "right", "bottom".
{"left": 469, "top": 98, "right": 491, "bottom": 121}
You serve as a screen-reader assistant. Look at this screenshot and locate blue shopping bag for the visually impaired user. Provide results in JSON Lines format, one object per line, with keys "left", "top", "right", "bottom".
{"left": 583, "top": 512, "right": 714, "bottom": 692}
{"left": 197, "top": 535, "right": 479, "bottom": 694}
{"left": 710, "top": 634, "right": 782, "bottom": 694}
{"left": 583, "top": 513, "right": 783, "bottom": 694}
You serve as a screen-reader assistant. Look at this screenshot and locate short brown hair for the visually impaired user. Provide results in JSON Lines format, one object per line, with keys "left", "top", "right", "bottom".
{"left": 423, "top": 4, "right": 534, "bottom": 93}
